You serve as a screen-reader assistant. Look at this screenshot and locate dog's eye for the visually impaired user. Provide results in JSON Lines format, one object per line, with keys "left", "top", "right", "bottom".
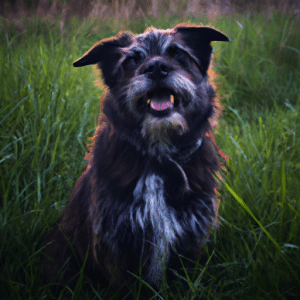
{"left": 127, "top": 51, "right": 144, "bottom": 66}
{"left": 168, "top": 46, "right": 179, "bottom": 57}
{"left": 168, "top": 46, "right": 182, "bottom": 58}
{"left": 167, "top": 46, "right": 188, "bottom": 64}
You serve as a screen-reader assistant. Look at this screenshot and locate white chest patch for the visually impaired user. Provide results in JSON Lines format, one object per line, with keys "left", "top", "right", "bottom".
{"left": 132, "top": 172, "right": 183, "bottom": 285}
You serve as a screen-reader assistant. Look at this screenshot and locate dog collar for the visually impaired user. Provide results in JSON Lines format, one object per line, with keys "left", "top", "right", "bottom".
{"left": 172, "top": 138, "right": 202, "bottom": 165}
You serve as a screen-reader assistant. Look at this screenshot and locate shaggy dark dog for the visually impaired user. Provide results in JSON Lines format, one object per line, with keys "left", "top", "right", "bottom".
{"left": 42, "top": 23, "right": 229, "bottom": 293}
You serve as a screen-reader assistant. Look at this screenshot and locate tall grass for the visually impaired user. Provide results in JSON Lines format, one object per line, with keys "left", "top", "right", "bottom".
{"left": 211, "top": 13, "right": 300, "bottom": 299}
{"left": 0, "top": 12, "right": 299, "bottom": 300}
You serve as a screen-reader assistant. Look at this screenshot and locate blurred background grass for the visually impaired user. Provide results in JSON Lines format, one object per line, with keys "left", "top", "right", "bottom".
{"left": 0, "top": 1, "right": 300, "bottom": 299}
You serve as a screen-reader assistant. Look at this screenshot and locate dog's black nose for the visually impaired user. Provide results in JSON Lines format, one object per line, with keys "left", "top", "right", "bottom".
{"left": 144, "top": 60, "right": 169, "bottom": 79}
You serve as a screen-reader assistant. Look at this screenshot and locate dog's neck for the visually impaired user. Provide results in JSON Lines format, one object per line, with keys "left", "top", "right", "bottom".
{"left": 171, "top": 137, "right": 202, "bottom": 165}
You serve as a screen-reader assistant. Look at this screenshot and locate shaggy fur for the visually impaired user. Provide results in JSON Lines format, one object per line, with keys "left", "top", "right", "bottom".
{"left": 42, "top": 23, "right": 229, "bottom": 292}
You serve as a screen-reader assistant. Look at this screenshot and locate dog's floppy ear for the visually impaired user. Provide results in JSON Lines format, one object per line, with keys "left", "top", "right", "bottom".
{"left": 73, "top": 32, "right": 133, "bottom": 87}
{"left": 174, "top": 24, "right": 230, "bottom": 75}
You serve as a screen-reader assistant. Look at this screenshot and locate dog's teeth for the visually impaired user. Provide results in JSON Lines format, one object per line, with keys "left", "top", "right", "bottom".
{"left": 147, "top": 99, "right": 151, "bottom": 105}
{"left": 170, "top": 95, "right": 174, "bottom": 104}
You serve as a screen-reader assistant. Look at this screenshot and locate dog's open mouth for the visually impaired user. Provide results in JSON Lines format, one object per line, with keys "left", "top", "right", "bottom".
{"left": 146, "top": 91, "right": 177, "bottom": 116}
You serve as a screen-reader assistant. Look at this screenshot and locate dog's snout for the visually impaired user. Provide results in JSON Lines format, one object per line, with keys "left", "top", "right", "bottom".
{"left": 144, "top": 60, "right": 170, "bottom": 80}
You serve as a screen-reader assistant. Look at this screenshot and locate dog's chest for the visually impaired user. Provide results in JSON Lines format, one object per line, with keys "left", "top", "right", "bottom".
{"left": 104, "top": 159, "right": 213, "bottom": 285}
{"left": 129, "top": 171, "right": 186, "bottom": 284}
{"left": 132, "top": 172, "right": 182, "bottom": 247}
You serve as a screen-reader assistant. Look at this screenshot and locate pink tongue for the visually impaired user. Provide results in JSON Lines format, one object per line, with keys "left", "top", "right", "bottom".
{"left": 150, "top": 99, "right": 171, "bottom": 111}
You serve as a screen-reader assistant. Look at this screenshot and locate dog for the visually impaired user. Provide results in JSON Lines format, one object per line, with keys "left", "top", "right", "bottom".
{"left": 42, "top": 23, "right": 230, "bottom": 294}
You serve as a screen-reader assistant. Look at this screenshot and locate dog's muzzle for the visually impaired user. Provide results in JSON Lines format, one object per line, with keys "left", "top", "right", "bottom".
{"left": 126, "top": 57, "right": 196, "bottom": 120}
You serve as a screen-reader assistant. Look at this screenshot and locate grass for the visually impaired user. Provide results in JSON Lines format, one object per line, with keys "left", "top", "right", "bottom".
{"left": 0, "top": 11, "right": 300, "bottom": 300}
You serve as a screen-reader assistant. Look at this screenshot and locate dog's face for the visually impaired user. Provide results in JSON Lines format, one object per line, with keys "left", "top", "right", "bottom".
{"left": 73, "top": 24, "right": 229, "bottom": 157}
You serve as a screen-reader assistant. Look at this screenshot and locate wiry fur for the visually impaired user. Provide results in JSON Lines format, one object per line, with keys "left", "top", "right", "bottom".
{"left": 42, "top": 23, "right": 229, "bottom": 292}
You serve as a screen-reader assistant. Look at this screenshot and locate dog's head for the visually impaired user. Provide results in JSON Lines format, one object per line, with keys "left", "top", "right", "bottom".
{"left": 73, "top": 24, "right": 229, "bottom": 158}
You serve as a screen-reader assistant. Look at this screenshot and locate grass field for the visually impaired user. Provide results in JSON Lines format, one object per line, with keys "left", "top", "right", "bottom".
{"left": 0, "top": 9, "right": 300, "bottom": 300}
